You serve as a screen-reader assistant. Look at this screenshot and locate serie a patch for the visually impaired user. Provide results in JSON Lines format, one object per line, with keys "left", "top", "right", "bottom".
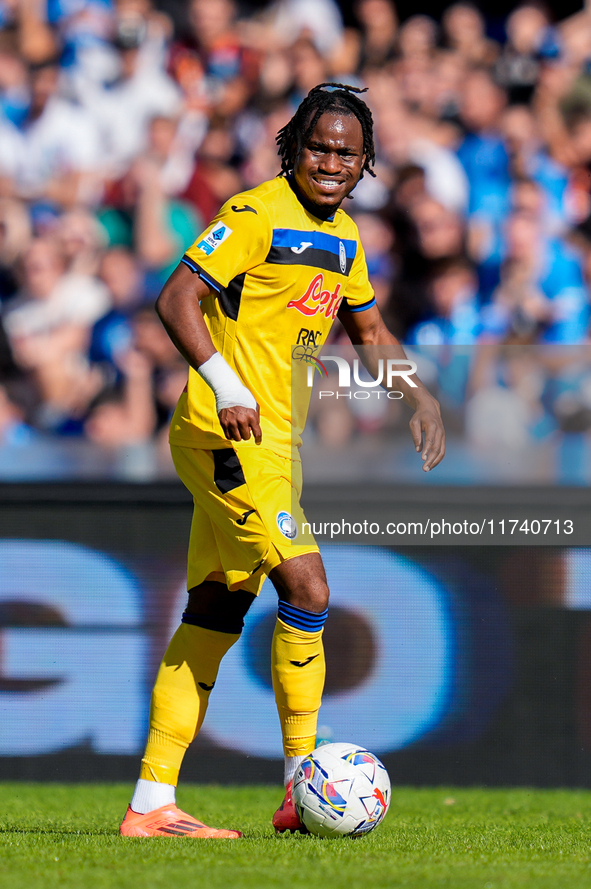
{"left": 197, "top": 223, "right": 233, "bottom": 256}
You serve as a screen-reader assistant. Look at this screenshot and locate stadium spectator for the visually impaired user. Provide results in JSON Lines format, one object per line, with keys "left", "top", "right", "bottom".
{"left": 409, "top": 256, "right": 481, "bottom": 345}
{"left": 54, "top": 207, "right": 107, "bottom": 276}
{"left": 100, "top": 112, "right": 201, "bottom": 290}
{"left": 442, "top": 3, "right": 498, "bottom": 67}
{"left": 127, "top": 149, "right": 200, "bottom": 288}
{"left": 266, "top": 0, "right": 344, "bottom": 58}
{"left": 4, "top": 0, "right": 57, "bottom": 64}
{"left": 386, "top": 172, "right": 467, "bottom": 338}
{"left": 458, "top": 67, "right": 510, "bottom": 219}
{"left": 52, "top": 0, "right": 119, "bottom": 100}
{"left": 4, "top": 235, "right": 109, "bottom": 340}
{"left": 456, "top": 67, "right": 510, "bottom": 300}
{"left": 495, "top": 3, "right": 550, "bottom": 104}
{"left": 374, "top": 100, "right": 468, "bottom": 212}
{"left": 397, "top": 14, "right": 438, "bottom": 62}
{"left": 84, "top": 347, "right": 157, "bottom": 449}
{"left": 465, "top": 345, "right": 544, "bottom": 449}
{"left": 352, "top": 212, "right": 396, "bottom": 311}
{"left": 410, "top": 196, "right": 465, "bottom": 260}
{"left": 239, "top": 101, "right": 293, "bottom": 191}
{"left": 89, "top": 246, "right": 146, "bottom": 368}
{"left": 0, "top": 379, "right": 36, "bottom": 445}
{"left": 289, "top": 37, "right": 331, "bottom": 106}
{"left": 129, "top": 304, "right": 187, "bottom": 432}
{"left": 0, "top": 197, "right": 31, "bottom": 301}
{"left": 3, "top": 236, "right": 108, "bottom": 432}
{"left": 500, "top": 105, "right": 569, "bottom": 235}
{"left": 85, "top": 18, "right": 182, "bottom": 178}
{"left": 0, "top": 45, "right": 29, "bottom": 126}
{"left": 483, "top": 209, "right": 589, "bottom": 343}
{"left": 182, "top": 119, "right": 243, "bottom": 209}
{"left": 0, "top": 57, "right": 103, "bottom": 207}
{"left": 347, "top": 0, "right": 399, "bottom": 75}
{"left": 168, "top": 0, "right": 258, "bottom": 120}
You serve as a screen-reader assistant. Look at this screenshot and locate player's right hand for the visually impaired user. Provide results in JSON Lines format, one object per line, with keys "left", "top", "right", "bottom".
{"left": 219, "top": 404, "right": 262, "bottom": 444}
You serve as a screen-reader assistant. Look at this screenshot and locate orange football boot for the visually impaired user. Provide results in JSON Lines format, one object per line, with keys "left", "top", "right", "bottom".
{"left": 120, "top": 804, "right": 242, "bottom": 838}
{"left": 272, "top": 781, "right": 308, "bottom": 834}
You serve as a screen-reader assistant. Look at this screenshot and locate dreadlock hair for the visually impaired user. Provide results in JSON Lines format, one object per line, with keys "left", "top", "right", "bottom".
{"left": 276, "top": 82, "right": 376, "bottom": 180}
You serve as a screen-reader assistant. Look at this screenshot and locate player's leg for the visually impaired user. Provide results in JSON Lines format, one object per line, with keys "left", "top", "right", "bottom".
{"left": 141, "top": 581, "right": 254, "bottom": 790}
{"left": 121, "top": 579, "right": 254, "bottom": 838}
{"left": 220, "top": 446, "right": 326, "bottom": 832}
{"left": 122, "top": 445, "right": 263, "bottom": 838}
{"left": 269, "top": 552, "right": 329, "bottom": 833}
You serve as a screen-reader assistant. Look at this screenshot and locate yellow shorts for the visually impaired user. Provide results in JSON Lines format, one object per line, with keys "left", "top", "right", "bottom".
{"left": 171, "top": 445, "right": 318, "bottom": 596}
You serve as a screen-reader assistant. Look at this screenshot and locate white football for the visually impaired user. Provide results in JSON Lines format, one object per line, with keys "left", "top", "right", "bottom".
{"left": 292, "top": 742, "right": 391, "bottom": 838}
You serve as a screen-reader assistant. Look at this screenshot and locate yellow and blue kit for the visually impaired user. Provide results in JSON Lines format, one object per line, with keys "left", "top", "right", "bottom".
{"left": 171, "top": 174, "right": 375, "bottom": 457}
{"left": 170, "top": 174, "right": 376, "bottom": 593}
{"left": 141, "top": 176, "right": 378, "bottom": 786}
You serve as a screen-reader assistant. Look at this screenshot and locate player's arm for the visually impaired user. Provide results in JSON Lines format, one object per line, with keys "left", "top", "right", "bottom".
{"left": 339, "top": 303, "right": 445, "bottom": 471}
{"left": 156, "top": 263, "right": 262, "bottom": 443}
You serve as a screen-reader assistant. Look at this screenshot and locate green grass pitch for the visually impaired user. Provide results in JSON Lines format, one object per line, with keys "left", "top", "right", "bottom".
{"left": 2, "top": 784, "right": 591, "bottom": 889}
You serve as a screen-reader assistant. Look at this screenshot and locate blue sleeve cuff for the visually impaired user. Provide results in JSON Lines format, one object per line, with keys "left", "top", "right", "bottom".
{"left": 181, "top": 255, "right": 222, "bottom": 293}
{"left": 339, "top": 297, "right": 377, "bottom": 314}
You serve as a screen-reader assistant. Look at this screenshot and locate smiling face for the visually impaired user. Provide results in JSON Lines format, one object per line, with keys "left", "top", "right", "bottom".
{"left": 293, "top": 111, "right": 366, "bottom": 215}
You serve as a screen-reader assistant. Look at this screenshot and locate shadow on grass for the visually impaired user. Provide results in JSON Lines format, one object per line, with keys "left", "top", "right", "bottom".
{"left": 0, "top": 826, "right": 313, "bottom": 841}
{"left": 0, "top": 826, "right": 116, "bottom": 837}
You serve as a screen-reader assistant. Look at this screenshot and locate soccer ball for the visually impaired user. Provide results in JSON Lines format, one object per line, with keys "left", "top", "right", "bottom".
{"left": 292, "top": 742, "right": 391, "bottom": 838}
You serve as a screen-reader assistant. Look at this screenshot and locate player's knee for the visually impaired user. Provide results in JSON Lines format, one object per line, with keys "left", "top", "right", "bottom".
{"left": 270, "top": 553, "right": 330, "bottom": 613}
{"left": 303, "top": 585, "right": 329, "bottom": 613}
{"left": 184, "top": 583, "right": 256, "bottom": 634}
{"left": 278, "top": 583, "right": 329, "bottom": 614}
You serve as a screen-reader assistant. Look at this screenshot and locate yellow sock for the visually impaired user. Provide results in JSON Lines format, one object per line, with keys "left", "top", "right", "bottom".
{"left": 271, "top": 617, "right": 326, "bottom": 758}
{"left": 140, "top": 623, "right": 239, "bottom": 785}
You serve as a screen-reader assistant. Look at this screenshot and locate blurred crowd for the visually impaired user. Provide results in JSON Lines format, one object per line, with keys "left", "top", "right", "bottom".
{"left": 2, "top": 0, "right": 591, "bottom": 477}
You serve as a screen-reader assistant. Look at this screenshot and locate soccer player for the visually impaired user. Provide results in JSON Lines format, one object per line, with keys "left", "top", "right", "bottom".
{"left": 120, "top": 83, "right": 445, "bottom": 839}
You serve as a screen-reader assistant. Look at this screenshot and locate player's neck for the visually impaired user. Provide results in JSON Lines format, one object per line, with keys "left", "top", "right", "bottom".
{"left": 286, "top": 174, "right": 336, "bottom": 223}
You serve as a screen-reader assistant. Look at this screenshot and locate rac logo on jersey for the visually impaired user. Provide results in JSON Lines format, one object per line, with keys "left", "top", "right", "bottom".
{"left": 287, "top": 274, "right": 342, "bottom": 320}
{"left": 296, "top": 327, "right": 322, "bottom": 348}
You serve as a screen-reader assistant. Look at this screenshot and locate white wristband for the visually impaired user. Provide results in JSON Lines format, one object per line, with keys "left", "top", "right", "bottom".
{"left": 197, "top": 352, "right": 257, "bottom": 413}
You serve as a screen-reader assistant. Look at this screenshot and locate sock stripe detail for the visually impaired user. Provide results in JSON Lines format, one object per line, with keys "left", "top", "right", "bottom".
{"left": 277, "top": 601, "right": 328, "bottom": 632}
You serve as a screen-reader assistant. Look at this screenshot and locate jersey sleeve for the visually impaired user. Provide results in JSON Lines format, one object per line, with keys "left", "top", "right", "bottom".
{"left": 182, "top": 195, "right": 271, "bottom": 291}
{"left": 338, "top": 238, "right": 376, "bottom": 314}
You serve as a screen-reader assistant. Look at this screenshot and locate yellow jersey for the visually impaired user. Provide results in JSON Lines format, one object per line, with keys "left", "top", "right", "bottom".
{"left": 169, "top": 174, "right": 375, "bottom": 457}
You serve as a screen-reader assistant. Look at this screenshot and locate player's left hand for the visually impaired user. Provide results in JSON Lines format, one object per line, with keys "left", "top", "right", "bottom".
{"left": 409, "top": 395, "right": 445, "bottom": 472}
